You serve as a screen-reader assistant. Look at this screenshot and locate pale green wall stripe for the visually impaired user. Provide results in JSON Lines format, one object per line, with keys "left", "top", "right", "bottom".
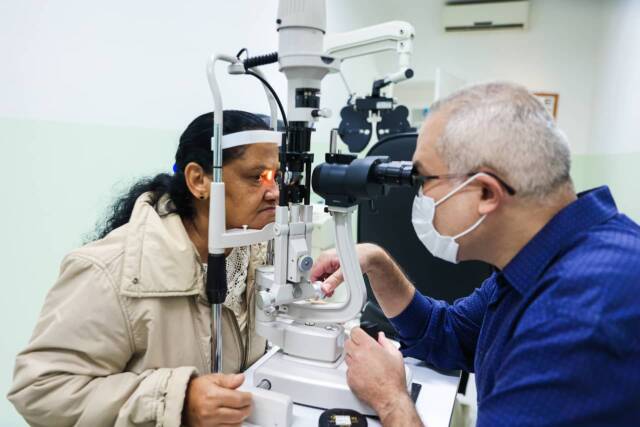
{"left": 0, "top": 117, "right": 179, "bottom": 426}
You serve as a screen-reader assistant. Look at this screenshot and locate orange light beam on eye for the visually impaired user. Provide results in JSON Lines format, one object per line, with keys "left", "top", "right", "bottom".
{"left": 260, "top": 169, "right": 275, "bottom": 185}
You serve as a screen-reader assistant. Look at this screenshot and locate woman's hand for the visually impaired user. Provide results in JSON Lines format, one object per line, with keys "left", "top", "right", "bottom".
{"left": 310, "top": 243, "right": 387, "bottom": 297}
{"left": 183, "top": 373, "right": 252, "bottom": 427}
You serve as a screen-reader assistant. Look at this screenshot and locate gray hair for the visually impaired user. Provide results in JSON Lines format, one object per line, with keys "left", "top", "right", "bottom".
{"left": 429, "top": 82, "right": 572, "bottom": 199}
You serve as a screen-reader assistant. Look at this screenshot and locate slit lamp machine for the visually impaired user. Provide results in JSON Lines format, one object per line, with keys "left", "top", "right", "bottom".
{"left": 205, "top": 1, "right": 419, "bottom": 424}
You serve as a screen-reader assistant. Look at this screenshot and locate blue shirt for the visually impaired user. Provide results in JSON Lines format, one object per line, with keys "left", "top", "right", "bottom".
{"left": 390, "top": 187, "right": 640, "bottom": 426}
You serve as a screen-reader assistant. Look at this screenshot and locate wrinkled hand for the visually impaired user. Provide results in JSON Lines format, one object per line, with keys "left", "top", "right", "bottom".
{"left": 345, "top": 327, "right": 409, "bottom": 419}
{"left": 310, "top": 243, "right": 384, "bottom": 297}
{"left": 183, "top": 373, "right": 252, "bottom": 427}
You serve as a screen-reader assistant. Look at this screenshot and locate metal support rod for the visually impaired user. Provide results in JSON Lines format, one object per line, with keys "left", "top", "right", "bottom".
{"left": 213, "top": 304, "right": 223, "bottom": 373}
{"left": 206, "top": 53, "right": 237, "bottom": 183}
{"left": 205, "top": 53, "right": 280, "bottom": 374}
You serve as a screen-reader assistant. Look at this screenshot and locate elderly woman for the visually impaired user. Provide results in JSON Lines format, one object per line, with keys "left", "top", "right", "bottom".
{"left": 8, "top": 110, "right": 280, "bottom": 427}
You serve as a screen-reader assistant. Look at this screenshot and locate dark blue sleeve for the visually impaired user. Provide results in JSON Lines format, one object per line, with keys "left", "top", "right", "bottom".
{"left": 388, "top": 276, "right": 496, "bottom": 372}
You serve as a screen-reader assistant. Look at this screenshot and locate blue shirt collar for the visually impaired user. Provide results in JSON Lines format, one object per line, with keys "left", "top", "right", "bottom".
{"left": 502, "top": 186, "right": 618, "bottom": 295}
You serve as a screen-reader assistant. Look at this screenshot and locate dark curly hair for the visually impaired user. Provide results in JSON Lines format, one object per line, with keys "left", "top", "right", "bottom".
{"left": 91, "top": 110, "right": 270, "bottom": 240}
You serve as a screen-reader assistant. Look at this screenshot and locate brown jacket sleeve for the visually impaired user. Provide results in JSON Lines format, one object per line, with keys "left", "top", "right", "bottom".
{"left": 7, "top": 254, "right": 197, "bottom": 427}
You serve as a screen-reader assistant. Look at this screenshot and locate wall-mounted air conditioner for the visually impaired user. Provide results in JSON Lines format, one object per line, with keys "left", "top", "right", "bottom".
{"left": 443, "top": 1, "right": 530, "bottom": 32}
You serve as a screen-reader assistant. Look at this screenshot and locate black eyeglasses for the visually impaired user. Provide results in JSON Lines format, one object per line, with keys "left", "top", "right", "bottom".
{"left": 414, "top": 171, "right": 517, "bottom": 196}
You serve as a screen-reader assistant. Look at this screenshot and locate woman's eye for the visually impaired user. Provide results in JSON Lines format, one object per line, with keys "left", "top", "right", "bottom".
{"left": 259, "top": 169, "right": 276, "bottom": 185}
{"left": 247, "top": 169, "right": 277, "bottom": 186}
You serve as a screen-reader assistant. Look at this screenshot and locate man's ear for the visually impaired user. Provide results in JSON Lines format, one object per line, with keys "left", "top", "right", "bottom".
{"left": 184, "top": 162, "right": 210, "bottom": 200}
{"left": 476, "top": 173, "right": 506, "bottom": 216}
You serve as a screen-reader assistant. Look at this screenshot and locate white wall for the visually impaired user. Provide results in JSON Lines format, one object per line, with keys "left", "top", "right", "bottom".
{"left": 4, "top": 0, "right": 631, "bottom": 153}
{"left": 0, "top": 1, "right": 282, "bottom": 129}
{"left": 366, "top": 0, "right": 605, "bottom": 155}
{"left": 590, "top": 0, "right": 640, "bottom": 154}
{"left": 374, "top": 0, "right": 640, "bottom": 157}
{"left": 0, "top": 0, "right": 386, "bottom": 132}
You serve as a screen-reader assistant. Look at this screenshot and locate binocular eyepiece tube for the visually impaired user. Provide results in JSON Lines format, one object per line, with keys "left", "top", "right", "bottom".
{"left": 312, "top": 155, "right": 416, "bottom": 207}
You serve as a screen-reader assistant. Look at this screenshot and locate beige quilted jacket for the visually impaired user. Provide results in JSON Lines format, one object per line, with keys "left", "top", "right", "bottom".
{"left": 7, "top": 192, "right": 267, "bottom": 426}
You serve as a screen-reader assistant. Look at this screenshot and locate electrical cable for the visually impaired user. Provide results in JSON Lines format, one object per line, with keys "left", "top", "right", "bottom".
{"left": 244, "top": 70, "right": 288, "bottom": 130}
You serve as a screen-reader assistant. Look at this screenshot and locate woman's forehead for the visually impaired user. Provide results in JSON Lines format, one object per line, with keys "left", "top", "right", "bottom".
{"left": 238, "top": 143, "right": 279, "bottom": 168}
{"left": 245, "top": 142, "right": 279, "bottom": 156}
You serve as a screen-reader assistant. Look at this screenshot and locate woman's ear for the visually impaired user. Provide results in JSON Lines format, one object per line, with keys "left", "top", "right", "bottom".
{"left": 476, "top": 173, "right": 505, "bottom": 216}
{"left": 184, "top": 162, "right": 210, "bottom": 200}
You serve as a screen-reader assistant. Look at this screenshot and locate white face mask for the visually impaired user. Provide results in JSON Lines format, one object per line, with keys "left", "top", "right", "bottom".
{"left": 411, "top": 173, "right": 487, "bottom": 263}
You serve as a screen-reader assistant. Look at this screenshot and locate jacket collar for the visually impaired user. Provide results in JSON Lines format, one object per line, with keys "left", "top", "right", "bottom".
{"left": 120, "top": 192, "right": 203, "bottom": 298}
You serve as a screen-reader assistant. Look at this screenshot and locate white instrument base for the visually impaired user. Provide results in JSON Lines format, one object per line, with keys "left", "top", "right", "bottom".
{"left": 253, "top": 349, "right": 413, "bottom": 416}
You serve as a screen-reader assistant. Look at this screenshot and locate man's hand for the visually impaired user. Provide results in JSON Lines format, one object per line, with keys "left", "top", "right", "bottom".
{"left": 182, "top": 373, "right": 252, "bottom": 427}
{"left": 345, "top": 327, "right": 422, "bottom": 426}
{"left": 311, "top": 243, "right": 415, "bottom": 318}
{"left": 311, "top": 243, "right": 386, "bottom": 297}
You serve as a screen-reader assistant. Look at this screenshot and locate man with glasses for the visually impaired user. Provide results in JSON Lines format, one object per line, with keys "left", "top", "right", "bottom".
{"left": 312, "top": 82, "right": 640, "bottom": 426}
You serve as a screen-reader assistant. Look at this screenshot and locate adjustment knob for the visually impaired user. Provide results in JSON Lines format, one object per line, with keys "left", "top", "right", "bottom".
{"left": 297, "top": 255, "right": 314, "bottom": 272}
